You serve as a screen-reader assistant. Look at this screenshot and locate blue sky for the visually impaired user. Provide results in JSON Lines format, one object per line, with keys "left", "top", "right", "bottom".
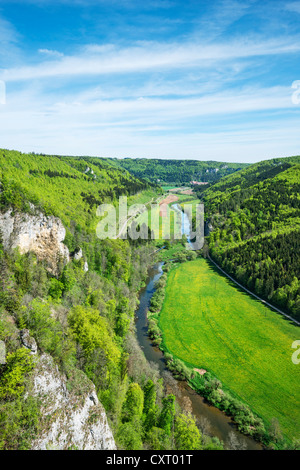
{"left": 0, "top": 0, "right": 300, "bottom": 162}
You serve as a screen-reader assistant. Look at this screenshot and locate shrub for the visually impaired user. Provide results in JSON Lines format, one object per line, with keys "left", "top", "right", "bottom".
{"left": 0, "top": 347, "right": 35, "bottom": 400}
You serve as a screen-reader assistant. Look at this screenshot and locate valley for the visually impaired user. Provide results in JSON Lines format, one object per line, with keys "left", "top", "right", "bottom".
{"left": 0, "top": 149, "right": 299, "bottom": 451}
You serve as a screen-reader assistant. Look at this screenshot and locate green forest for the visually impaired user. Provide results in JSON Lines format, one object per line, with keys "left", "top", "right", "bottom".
{"left": 108, "top": 157, "right": 248, "bottom": 185}
{"left": 197, "top": 156, "right": 300, "bottom": 320}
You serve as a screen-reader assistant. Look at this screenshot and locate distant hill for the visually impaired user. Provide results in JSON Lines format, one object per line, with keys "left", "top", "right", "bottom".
{"left": 198, "top": 155, "right": 300, "bottom": 320}
{"left": 108, "top": 157, "right": 249, "bottom": 185}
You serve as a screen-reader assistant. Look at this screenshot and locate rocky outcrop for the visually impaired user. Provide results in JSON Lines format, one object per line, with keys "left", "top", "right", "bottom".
{"left": 29, "top": 354, "right": 117, "bottom": 450}
{"left": 73, "top": 247, "right": 83, "bottom": 261}
{"left": 0, "top": 340, "right": 5, "bottom": 364}
{"left": 72, "top": 247, "right": 89, "bottom": 271}
{"left": 20, "top": 329, "right": 37, "bottom": 355}
{"left": 0, "top": 208, "right": 69, "bottom": 275}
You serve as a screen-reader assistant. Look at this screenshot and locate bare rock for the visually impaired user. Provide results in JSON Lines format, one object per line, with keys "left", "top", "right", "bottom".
{"left": 30, "top": 354, "right": 116, "bottom": 450}
{"left": 0, "top": 208, "right": 69, "bottom": 275}
{"left": 20, "top": 329, "right": 38, "bottom": 355}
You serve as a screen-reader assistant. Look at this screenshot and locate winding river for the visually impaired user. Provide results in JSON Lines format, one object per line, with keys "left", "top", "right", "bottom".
{"left": 134, "top": 202, "right": 262, "bottom": 450}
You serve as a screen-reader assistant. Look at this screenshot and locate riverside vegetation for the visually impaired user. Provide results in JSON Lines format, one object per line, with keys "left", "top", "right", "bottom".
{"left": 148, "top": 257, "right": 300, "bottom": 449}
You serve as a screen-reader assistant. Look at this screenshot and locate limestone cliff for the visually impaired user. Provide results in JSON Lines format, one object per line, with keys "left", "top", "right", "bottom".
{"left": 0, "top": 208, "right": 69, "bottom": 275}
{"left": 28, "top": 353, "right": 116, "bottom": 450}
{"left": 0, "top": 207, "right": 116, "bottom": 450}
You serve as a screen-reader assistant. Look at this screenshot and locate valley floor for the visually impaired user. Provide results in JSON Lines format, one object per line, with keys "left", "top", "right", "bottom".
{"left": 158, "top": 257, "right": 300, "bottom": 441}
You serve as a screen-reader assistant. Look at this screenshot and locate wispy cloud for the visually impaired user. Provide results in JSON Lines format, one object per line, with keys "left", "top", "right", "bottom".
{"left": 0, "top": 15, "right": 21, "bottom": 65}
{"left": 0, "top": 1, "right": 299, "bottom": 161}
{"left": 2, "top": 35, "right": 300, "bottom": 82}
{"left": 38, "top": 48, "right": 64, "bottom": 58}
{"left": 285, "top": 2, "right": 300, "bottom": 13}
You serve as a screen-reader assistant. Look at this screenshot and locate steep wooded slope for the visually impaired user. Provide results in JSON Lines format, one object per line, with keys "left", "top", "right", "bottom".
{"left": 199, "top": 155, "right": 300, "bottom": 320}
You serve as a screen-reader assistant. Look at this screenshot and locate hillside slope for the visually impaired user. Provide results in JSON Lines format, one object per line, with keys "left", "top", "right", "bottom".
{"left": 0, "top": 149, "right": 159, "bottom": 233}
{"left": 199, "top": 155, "right": 300, "bottom": 320}
{"left": 108, "top": 157, "right": 248, "bottom": 185}
{"left": 0, "top": 149, "right": 221, "bottom": 451}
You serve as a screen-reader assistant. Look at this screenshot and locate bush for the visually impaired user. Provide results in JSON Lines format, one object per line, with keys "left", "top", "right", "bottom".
{"left": 0, "top": 347, "right": 35, "bottom": 400}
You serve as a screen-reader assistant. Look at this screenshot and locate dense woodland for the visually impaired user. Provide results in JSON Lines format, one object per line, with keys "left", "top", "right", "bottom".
{"left": 199, "top": 156, "right": 300, "bottom": 320}
{"left": 109, "top": 157, "right": 248, "bottom": 185}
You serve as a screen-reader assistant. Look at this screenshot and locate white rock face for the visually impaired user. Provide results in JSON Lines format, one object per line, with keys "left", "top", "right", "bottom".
{"left": 73, "top": 247, "right": 83, "bottom": 260}
{"left": 30, "top": 354, "right": 117, "bottom": 450}
{"left": 0, "top": 209, "right": 69, "bottom": 274}
{"left": 20, "top": 329, "right": 38, "bottom": 355}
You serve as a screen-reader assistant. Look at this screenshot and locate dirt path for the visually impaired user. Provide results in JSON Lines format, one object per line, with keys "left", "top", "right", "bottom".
{"left": 159, "top": 194, "right": 179, "bottom": 217}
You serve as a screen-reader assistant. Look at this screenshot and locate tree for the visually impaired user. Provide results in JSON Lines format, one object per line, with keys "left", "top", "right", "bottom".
{"left": 68, "top": 305, "right": 121, "bottom": 365}
{"left": 158, "top": 394, "right": 175, "bottom": 435}
{"left": 0, "top": 348, "right": 35, "bottom": 400}
{"left": 174, "top": 413, "right": 202, "bottom": 450}
{"left": 268, "top": 418, "right": 283, "bottom": 444}
{"left": 116, "top": 418, "right": 143, "bottom": 450}
{"left": 122, "top": 383, "right": 144, "bottom": 422}
{"left": 143, "top": 379, "right": 156, "bottom": 415}
{"left": 143, "top": 379, "right": 157, "bottom": 432}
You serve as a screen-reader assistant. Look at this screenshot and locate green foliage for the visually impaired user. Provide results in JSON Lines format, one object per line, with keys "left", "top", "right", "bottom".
{"left": 116, "top": 418, "right": 143, "bottom": 450}
{"left": 110, "top": 157, "right": 248, "bottom": 185}
{"left": 1, "top": 148, "right": 268, "bottom": 450}
{"left": 122, "top": 382, "right": 144, "bottom": 422}
{"left": 174, "top": 413, "right": 202, "bottom": 450}
{"left": 0, "top": 149, "right": 159, "bottom": 233}
{"left": 146, "top": 427, "right": 171, "bottom": 450}
{"left": 143, "top": 379, "right": 156, "bottom": 415}
{"left": 48, "top": 278, "right": 64, "bottom": 299}
{"left": 19, "top": 300, "right": 72, "bottom": 362}
{"left": 200, "top": 156, "right": 300, "bottom": 319}
{"left": 68, "top": 305, "right": 121, "bottom": 365}
{"left": 0, "top": 395, "right": 41, "bottom": 450}
{"left": 158, "top": 394, "right": 176, "bottom": 435}
{"left": 0, "top": 347, "right": 35, "bottom": 401}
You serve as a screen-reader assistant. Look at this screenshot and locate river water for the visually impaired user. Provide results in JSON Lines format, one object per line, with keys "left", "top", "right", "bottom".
{"left": 134, "top": 203, "right": 262, "bottom": 450}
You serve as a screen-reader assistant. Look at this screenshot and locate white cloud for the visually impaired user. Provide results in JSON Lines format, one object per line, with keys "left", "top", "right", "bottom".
{"left": 285, "top": 2, "right": 300, "bottom": 14}
{"left": 0, "top": 2, "right": 299, "bottom": 161}
{"left": 38, "top": 49, "right": 64, "bottom": 58}
{"left": 0, "top": 15, "right": 22, "bottom": 65}
{"left": 2, "top": 35, "right": 300, "bottom": 82}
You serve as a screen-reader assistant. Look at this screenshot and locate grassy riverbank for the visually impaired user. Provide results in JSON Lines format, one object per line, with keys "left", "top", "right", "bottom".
{"left": 158, "top": 257, "right": 300, "bottom": 442}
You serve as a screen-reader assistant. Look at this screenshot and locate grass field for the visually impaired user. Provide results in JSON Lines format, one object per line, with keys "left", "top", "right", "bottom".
{"left": 158, "top": 258, "right": 300, "bottom": 440}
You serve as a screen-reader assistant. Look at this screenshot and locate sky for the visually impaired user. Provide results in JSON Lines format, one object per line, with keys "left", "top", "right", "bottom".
{"left": 0, "top": 0, "right": 300, "bottom": 163}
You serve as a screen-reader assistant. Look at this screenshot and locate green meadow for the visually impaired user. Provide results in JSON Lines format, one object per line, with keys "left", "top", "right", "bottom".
{"left": 159, "top": 258, "right": 300, "bottom": 440}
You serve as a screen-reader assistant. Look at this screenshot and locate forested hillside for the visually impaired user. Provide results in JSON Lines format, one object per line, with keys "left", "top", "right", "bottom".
{"left": 0, "top": 149, "right": 159, "bottom": 231}
{"left": 199, "top": 155, "right": 300, "bottom": 320}
{"left": 0, "top": 149, "right": 221, "bottom": 450}
{"left": 109, "top": 157, "right": 248, "bottom": 185}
